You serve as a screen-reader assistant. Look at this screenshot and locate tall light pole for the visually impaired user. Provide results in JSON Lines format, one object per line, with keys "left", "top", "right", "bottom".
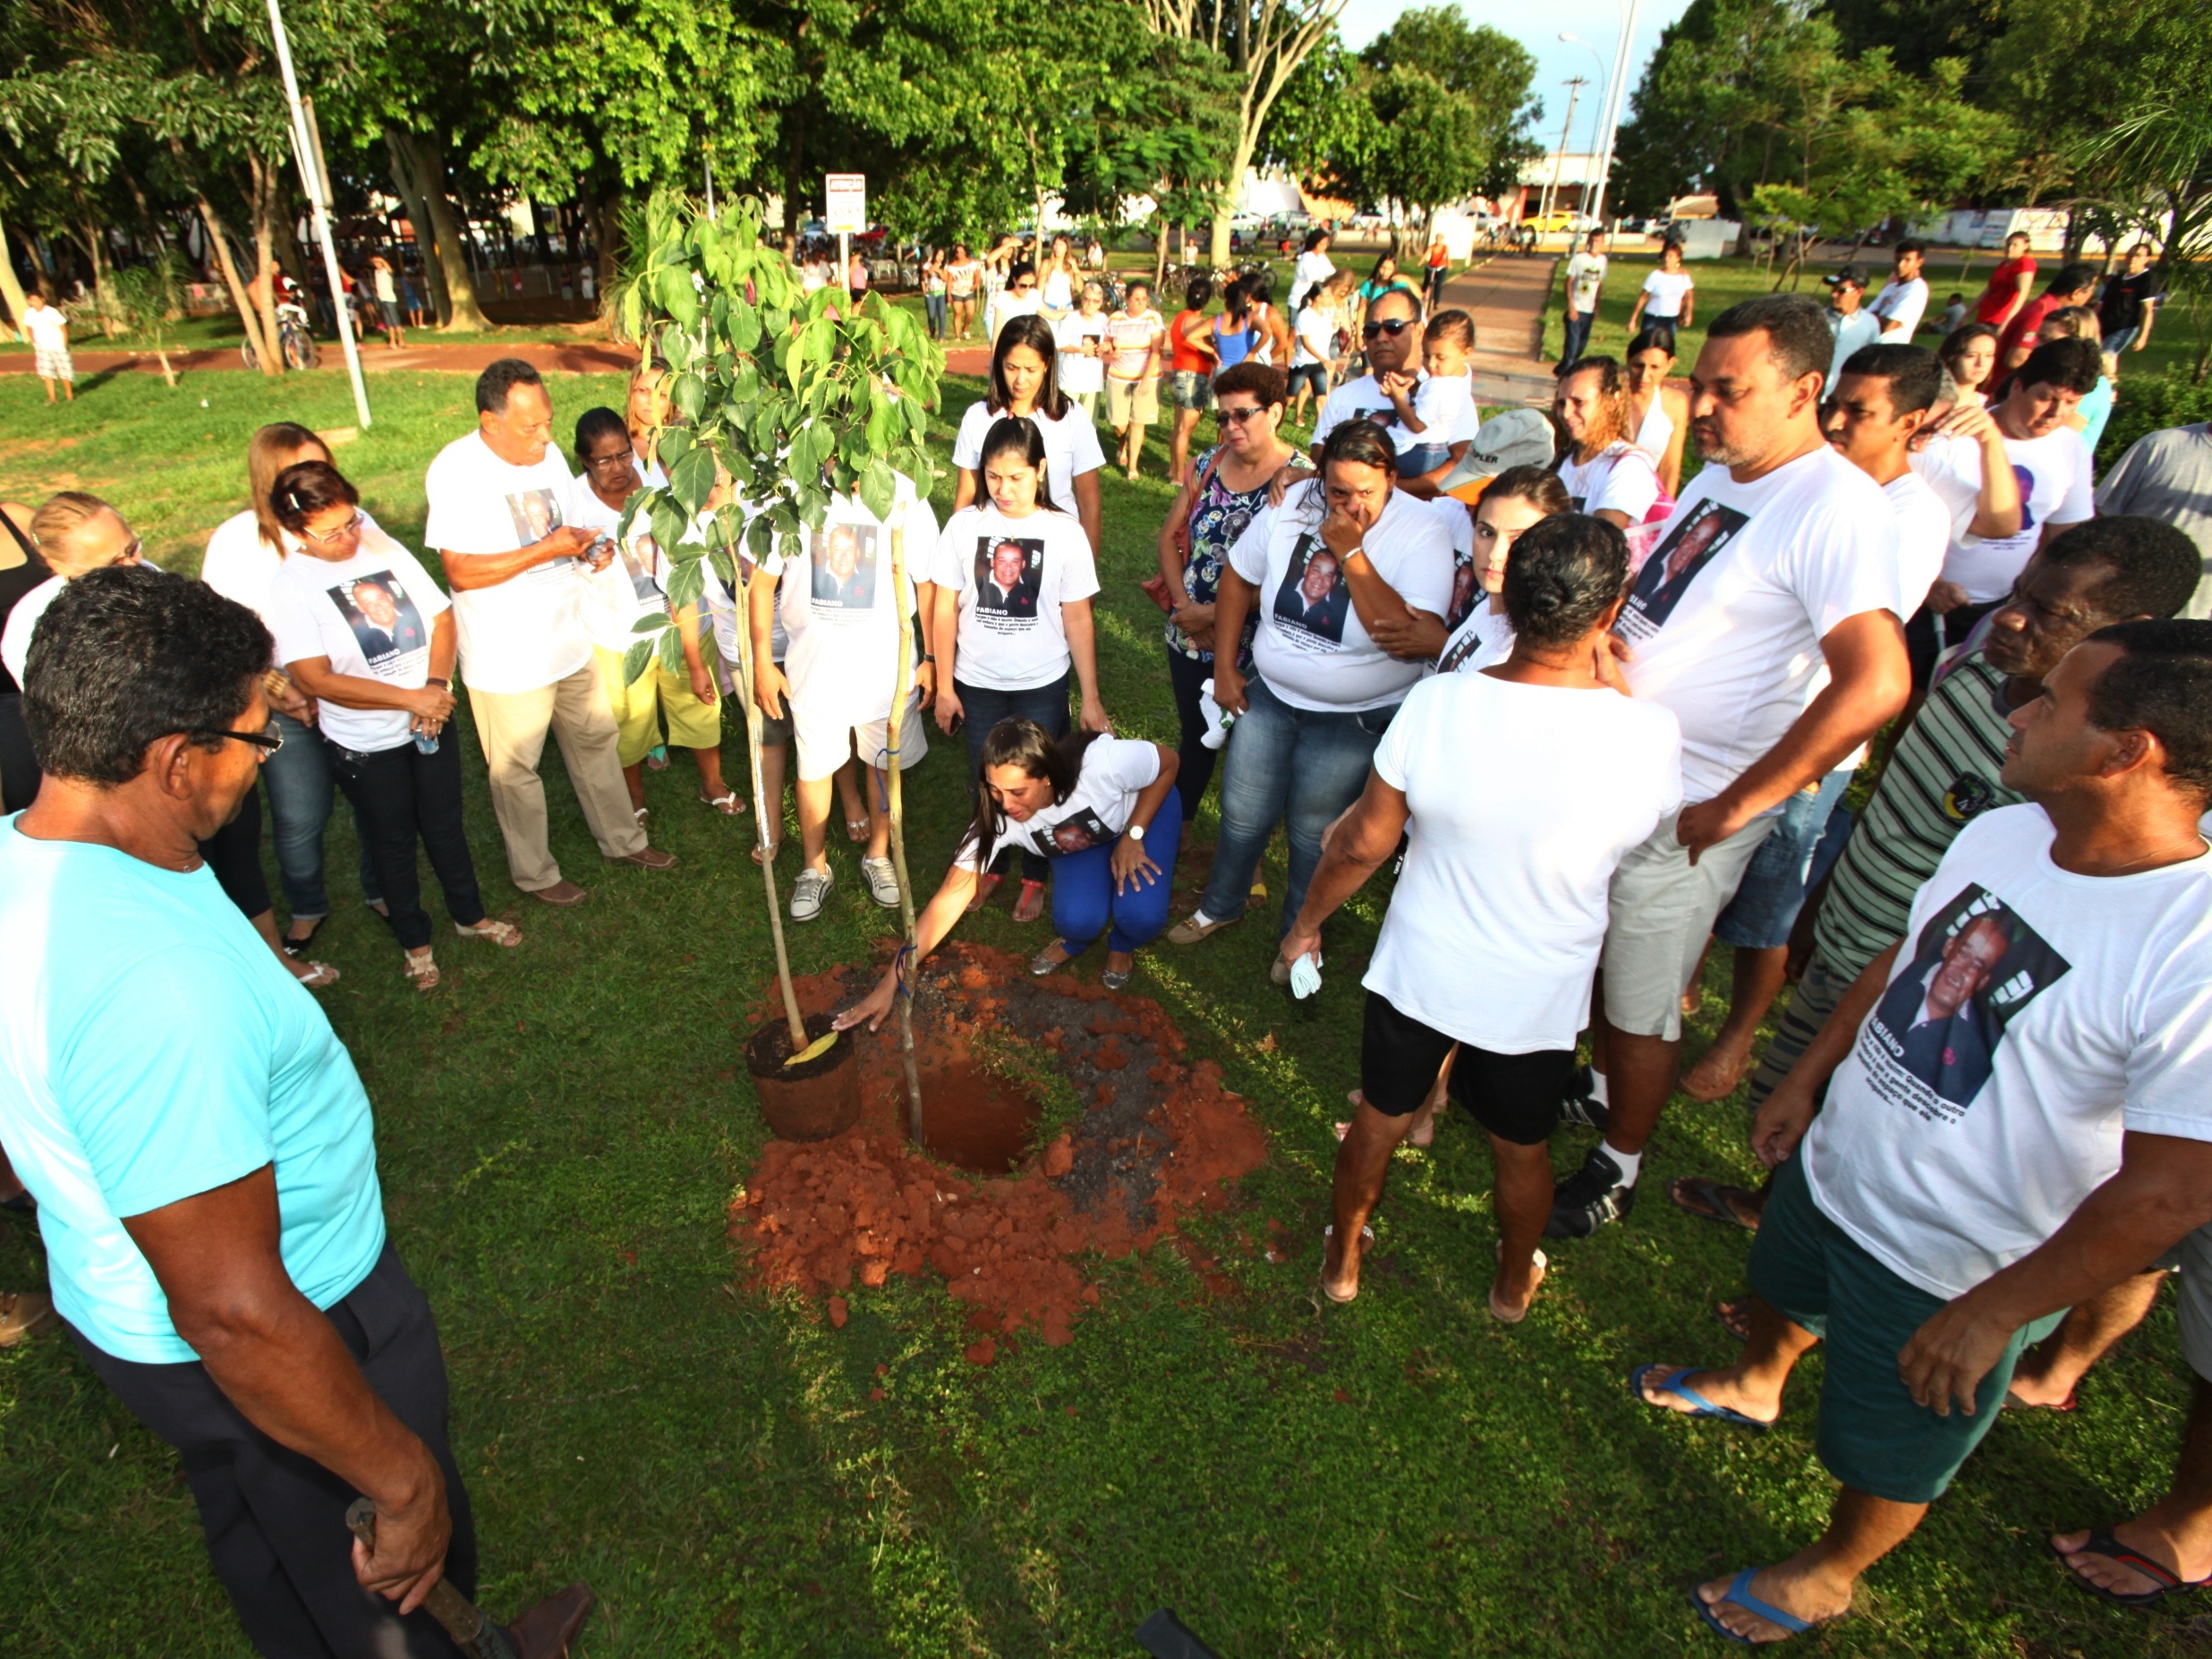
{"left": 1587, "top": 0, "right": 1644, "bottom": 230}
{"left": 1537, "top": 77, "right": 1587, "bottom": 234}
{"left": 265, "top": 0, "right": 371, "bottom": 428}
{"left": 1558, "top": 32, "right": 1610, "bottom": 157}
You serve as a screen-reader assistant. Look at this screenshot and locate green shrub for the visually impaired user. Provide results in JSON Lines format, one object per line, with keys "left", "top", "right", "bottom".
{"left": 2100, "top": 370, "right": 2212, "bottom": 466}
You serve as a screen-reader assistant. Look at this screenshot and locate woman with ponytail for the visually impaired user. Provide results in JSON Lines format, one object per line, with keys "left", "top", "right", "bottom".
{"left": 1284, "top": 513, "right": 1682, "bottom": 1319}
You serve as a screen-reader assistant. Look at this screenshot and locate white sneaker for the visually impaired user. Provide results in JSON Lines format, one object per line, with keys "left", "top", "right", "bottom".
{"left": 790, "top": 865, "right": 834, "bottom": 922}
{"left": 860, "top": 855, "right": 901, "bottom": 908}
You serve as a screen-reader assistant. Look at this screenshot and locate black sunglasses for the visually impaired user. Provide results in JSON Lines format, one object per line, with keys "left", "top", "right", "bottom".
{"left": 190, "top": 722, "right": 285, "bottom": 756}
{"left": 1363, "top": 318, "right": 1416, "bottom": 339}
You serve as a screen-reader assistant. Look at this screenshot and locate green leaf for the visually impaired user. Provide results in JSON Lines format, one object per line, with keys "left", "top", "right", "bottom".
{"left": 668, "top": 445, "right": 718, "bottom": 515}
{"left": 858, "top": 459, "right": 896, "bottom": 524}
{"left": 727, "top": 299, "right": 760, "bottom": 353}
{"left": 709, "top": 545, "right": 737, "bottom": 585}
{"left": 665, "top": 557, "right": 705, "bottom": 610}
{"left": 655, "top": 625, "right": 687, "bottom": 676}
{"left": 764, "top": 306, "right": 790, "bottom": 342}
{"left": 649, "top": 498, "right": 689, "bottom": 555}
{"left": 632, "top": 613, "right": 667, "bottom": 634}
{"left": 658, "top": 265, "right": 700, "bottom": 327}
{"left": 731, "top": 360, "right": 760, "bottom": 402}
{"left": 621, "top": 637, "right": 657, "bottom": 684}
{"left": 661, "top": 326, "right": 693, "bottom": 371}
{"left": 657, "top": 426, "right": 695, "bottom": 470}
{"left": 672, "top": 372, "right": 706, "bottom": 423}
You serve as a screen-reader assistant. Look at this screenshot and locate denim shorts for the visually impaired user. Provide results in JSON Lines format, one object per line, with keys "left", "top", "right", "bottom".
{"left": 1170, "top": 370, "right": 1213, "bottom": 413}
{"left": 1714, "top": 770, "right": 1852, "bottom": 950}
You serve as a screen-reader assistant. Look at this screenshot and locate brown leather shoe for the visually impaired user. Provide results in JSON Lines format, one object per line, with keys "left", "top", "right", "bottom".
{"left": 528, "top": 881, "right": 589, "bottom": 906}
{"left": 0, "top": 1290, "right": 57, "bottom": 1348}
{"left": 609, "top": 847, "right": 677, "bottom": 871}
{"left": 502, "top": 1582, "right": 593, "bottom": 1659}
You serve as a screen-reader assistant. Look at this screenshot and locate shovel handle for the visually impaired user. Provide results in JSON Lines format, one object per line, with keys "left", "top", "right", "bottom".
{"left": 345, "top": 1498, "right": 515, "bottom": 1659}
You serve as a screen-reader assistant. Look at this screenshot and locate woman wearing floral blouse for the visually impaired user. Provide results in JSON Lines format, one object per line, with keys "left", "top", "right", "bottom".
{"left": 1153, "top": 362, "right": 1304, "bottom": 820}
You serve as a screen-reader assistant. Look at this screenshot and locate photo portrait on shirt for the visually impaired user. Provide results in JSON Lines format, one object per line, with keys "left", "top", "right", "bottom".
{"left": 810, "top": 521, "right": 879, "bottom": 609}
{"left": 1446, "top": 557, "right": 1477, "bottom": 630}
{"left": 615, "top": 533, "right": 661, "bottom": 605}
{"left": 1039, "top": 810, "right": 1117, "bottom": 855}
{"left": 506, "top": 487, "right": 563, "bottom": 545}
{"left": 1618, "top": 500, "right": 1748, "bottom": 638}
{"left": 1862, "top": 884, "right": 2071, "bottom": 1116}
{"left": 1272, "top": 533, "right": 1352, "bottom": 643}
{"left": 973, "top": 535, "right": 1043, "bottom": 618}
{"left": 329, "top": 572, "right": 430, "bottom": 669}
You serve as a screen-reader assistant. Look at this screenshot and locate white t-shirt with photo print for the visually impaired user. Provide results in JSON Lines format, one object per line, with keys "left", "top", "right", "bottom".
{"left": 1226, "top": 486, "right": 1457, "bottom": 713}
{"left": 1436, "top": 592, "right": 1514, "bottom": 676}
{"left": 1558, "top": 442, "right": 1663, "bottom": 523}
{"left": 571, "top": 464, "right": 675, "bottom": 656}
{"left": 765, "top": 482, "right": 940, "bottom": 726}
{"left": 421, "top": 431, "right": 591, "bottom": 693}
{"left": 1055, "top": 312, "right": 1111, "bottom": 396}
{"left": 1912, "top": 425, "right": 2096, "bottom": 603}
{"left": 934, "top": 504, "right": 1099, "bottom": 693}
{"left": 1617, "top": 444, "right": 1903, "bottom": 803}
{"left": 1312, "top": 370, "right": 1478, "bottom": 457}
{"left": 955, "top": 736, "right": 1162, "bottom": 870}
{"left": 268, "top": 537, "right": 451, "bottom": 753}
{"left": 1804, "top": 804, "right": 2212, "bottom": 1299}
{"left": 950, "top": 399, "right": 1106, "bottom": 519}
{"left": 1367, "top": 668, "right": 1682, "bottom": 1053}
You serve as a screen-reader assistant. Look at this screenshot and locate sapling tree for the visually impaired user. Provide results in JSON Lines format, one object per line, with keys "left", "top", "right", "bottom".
{"left": 611, "top": 191, "right": 943, "bottom": 1128}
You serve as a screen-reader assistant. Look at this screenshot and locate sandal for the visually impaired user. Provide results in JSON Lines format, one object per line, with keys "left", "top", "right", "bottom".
{"left": 1320, "top": 1223, "right": 1374, "bottom": 1305}
{"left": 1029, "top": 942, "right": 1073, "bottom": 977}
{"left": 699, "top": 791, "right": 744, "bottom": 816}
{"left": 292, "top": 960, "right": 341, "bottom": 991}
{"left": 844, "top": 814, "right": 870, "bottom": 844}
{"left": 1012, "top": 879, "right": 1048, "bottom": 923}
{"left": 404, "top": 948, "right": 440, "bottom": 991}
{"left": 750, "top": 838, "right": 783, "bottom": 867}
{"left": 1671, "top": 1176, "right": 1764, "bottom": 1231}
{"left": 644, "top": 744, "right": 669, "bottom": 771}
{"left": 632, "top": 806, "right": 649, "bottom": 823}
{"left": 965, "top": 872, "right": 1004, "bottom": 915}
{"left": 1629, "top": 1364, "right": 1774, "bottom": 1432}
{"left": 1691, "top": 1568, "right": 1822, "bottom": 1643}
{"left": 455, "top": 918, "right": 523, "bottom": 948}
{"left": 2051, "top": 1526, "right": 2209, "bottom": 1607}
{"left": 1488, "top": 1244, "right": 1546, "bottom": 1324}
{"left": 281, "top": 917, "right": 326, "bottom": 957}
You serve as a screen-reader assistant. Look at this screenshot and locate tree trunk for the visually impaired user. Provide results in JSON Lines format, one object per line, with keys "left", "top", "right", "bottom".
{"left": 246, "top": 153, "right": 284, "bottom": 364}
{"left": 185, "top": 180, "right": 277, "bottom": 375}
{"left": 386, "top": 128, "right": 490, "bottom": 331}
{"left": 719, "top": 539, "right": 807, "bottom": 1049}
{"left": 1209, "top": 131, "right": 1258, "bottom": 268}
{"left": 883, "top": 505, "right": 925, "bottom": 1143}
{"left": 383, "top": 130, "right": 453, "bottom": 327}
{"left": 0, "top": 220, "right": 29, "bottom": 339}
{"left": 1153, "top": 214, "right": 1169, "bottom": 289}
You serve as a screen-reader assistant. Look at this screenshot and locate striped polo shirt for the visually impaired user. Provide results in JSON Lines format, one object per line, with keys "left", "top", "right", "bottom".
{"left": 1813, "top": 647, "right": 2020, "bottom": 980}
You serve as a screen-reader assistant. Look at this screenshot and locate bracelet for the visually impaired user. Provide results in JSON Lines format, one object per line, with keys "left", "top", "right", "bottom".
{"left": 427, "top": 677, "right": 450, "bottom": 689}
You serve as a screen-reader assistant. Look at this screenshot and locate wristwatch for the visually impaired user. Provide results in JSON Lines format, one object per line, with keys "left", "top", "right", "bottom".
{"left": 1125, "top": 821, "right": 1145, "bottom": 842}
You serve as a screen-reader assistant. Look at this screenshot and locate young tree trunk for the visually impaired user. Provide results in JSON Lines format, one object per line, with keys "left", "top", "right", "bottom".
{"left": 387, "top": 129, "right": 491, "bottom": 331}
{"left": 719, "top": 533, "right": 808, "bottom": 1048}
{"left": 184, "top": 179, "right": 277, "bottom": 375}
{"left": 383, "top": 129, "right": 454, "bottom": 327}
{"left": 0, "top": 220, "right": 29, "bottom": 338}
{"left": 1153, "top": 214, "right": 1169, "bottom": 290}
{"left": 883, "top": 504, "right": 925, "bottom": 1144}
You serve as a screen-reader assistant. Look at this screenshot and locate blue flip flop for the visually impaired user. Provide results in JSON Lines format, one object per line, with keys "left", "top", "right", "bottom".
{"left": 1691, "top": 1568, "right": 1814, "bottom": 1643}
{"left": 1629, "top": 1364, "right": 1773, "bottom": 1432}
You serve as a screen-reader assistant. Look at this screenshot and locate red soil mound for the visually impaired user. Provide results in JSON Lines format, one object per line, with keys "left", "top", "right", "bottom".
{"left": 730, "top": 943, "right": 1269, "bottom": 1352}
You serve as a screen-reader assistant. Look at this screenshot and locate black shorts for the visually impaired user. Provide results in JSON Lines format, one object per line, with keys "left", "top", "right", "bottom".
{"left": 1359, "top": 991, "right": 1575, "bottom": 1145}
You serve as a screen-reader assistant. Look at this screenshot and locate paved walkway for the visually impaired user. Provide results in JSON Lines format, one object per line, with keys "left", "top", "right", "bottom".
{"left": 1437, "top": 253, "right": 1557, "bottom": 406}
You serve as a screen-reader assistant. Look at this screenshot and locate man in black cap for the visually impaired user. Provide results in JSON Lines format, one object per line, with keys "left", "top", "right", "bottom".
{"left": 1823, "top": 265, "right": 1879, "bottom": 396}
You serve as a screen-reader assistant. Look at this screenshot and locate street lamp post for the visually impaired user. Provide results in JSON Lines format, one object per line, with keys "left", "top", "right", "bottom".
{"left": 1587, "top": 0, "right": 1644, "bottom": 230}
{"left": 1537, "top": 77, "right": 1587, "bottom": 236}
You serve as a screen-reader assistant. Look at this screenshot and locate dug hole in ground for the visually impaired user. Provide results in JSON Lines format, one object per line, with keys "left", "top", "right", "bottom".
{"left": 731, "top": 943, "right": 1270, "bottom": 1363}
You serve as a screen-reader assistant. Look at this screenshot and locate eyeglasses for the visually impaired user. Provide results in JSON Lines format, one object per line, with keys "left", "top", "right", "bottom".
{"left": 111, "top": 537, "right": 144, "bottom": 566}
{"left": 583, "top": 449, "right": 638, "bottom": 470}
{"left": 1217, "top": 404, "right": 1268, "bottom": 425}
{"left": 189, "top": 721, "right": 285, "bottom": 758}
{"left": 1363, "top": 318, "right": 1416, "bottom": 339}
{"left": 1014, "top": 283, "right": 1037, "bottom": 294}
{"left": 299, "top": 514, "right": 364, "bottom": 547}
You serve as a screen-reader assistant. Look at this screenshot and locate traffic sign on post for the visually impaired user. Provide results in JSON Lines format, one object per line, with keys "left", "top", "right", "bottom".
{"left": 824, "top": 174, "right": 867, "bottom": 234}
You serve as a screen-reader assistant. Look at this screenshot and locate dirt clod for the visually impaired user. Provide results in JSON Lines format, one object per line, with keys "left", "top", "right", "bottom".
{"left": 734, "top": 944, "right": 1269, "bottom": 1347}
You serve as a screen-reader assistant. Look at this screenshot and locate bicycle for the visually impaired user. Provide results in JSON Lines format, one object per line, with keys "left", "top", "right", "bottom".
{"left": 240, "top": 300, "right": 322, "bottom": 371}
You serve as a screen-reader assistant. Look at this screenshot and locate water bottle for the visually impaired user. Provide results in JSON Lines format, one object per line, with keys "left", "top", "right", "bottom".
{"left": 413, "top": 730, "right": 438, "bottom": 754}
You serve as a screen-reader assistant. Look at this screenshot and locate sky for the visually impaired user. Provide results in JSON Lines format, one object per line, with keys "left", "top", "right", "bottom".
{"left": 1336, "top": 0, "right": 1691, "bottom": 157}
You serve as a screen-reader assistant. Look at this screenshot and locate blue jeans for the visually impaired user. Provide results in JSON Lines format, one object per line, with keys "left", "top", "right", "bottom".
{"left": 2103, "top": 325, "right": 2140, "bottom": 357}
{"left": 1560, "top": 309, "right": 1593, "bottom": 366}
{"left": 1197, "top": 676, "right": 1396, "bottom": 935}
{"left": 262, "top": 709, "right": 381, "bottom": 921}
{"left": 1051, "top": 805, "right": 1181, "bottom": 956}
{"left": 957, "top": 673, "right": 1069, "bottom": 881}
{"left": 924, "top": 292, "right": 949, "bottom": 338}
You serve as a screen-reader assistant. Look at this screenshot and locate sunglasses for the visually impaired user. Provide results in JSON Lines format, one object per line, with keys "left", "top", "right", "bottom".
{"left": 1217, "top": 404, "right": 1268, "bottom": 425}
{"left": 189, "top": 720, "right": 285, "bottom": 757}
{"left": 1363, "top": 318, "right": 1416, "bottom": 339}
{"left": 1014, "top": 283, "right": 1037, "bottom": 294}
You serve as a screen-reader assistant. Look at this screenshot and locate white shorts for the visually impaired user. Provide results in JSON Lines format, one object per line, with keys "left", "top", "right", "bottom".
{"left": 2177, "top": 1225, "right": 2212, "bottom": 1383}
{"left": 793, "top": 688, "right": 929, "bottom": 784}
{"left": 1600, "top": 810, "right": 1777, "bottom": 1041}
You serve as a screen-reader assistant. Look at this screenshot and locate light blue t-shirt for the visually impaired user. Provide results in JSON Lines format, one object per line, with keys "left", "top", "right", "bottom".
{"left": 0, "top": 817, "right": 386, "bottom": 1363}
{"left": 2078, "top": 376, "right": 2114, "bottom": 456}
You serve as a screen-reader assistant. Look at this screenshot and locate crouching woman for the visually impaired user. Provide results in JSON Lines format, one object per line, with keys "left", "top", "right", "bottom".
{"left": 837, "top": 719, "right": 1179, "bottom": 1030}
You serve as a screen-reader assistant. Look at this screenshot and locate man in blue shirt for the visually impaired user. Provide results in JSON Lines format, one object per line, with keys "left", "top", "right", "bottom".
{"left": 0, "top": 567, "right": 589, "bottom": 1659}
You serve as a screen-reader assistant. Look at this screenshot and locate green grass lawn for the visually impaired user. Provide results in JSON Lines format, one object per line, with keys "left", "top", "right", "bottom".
{"left": 0, "top": 366, "right": 2199, "bottom": 1656}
